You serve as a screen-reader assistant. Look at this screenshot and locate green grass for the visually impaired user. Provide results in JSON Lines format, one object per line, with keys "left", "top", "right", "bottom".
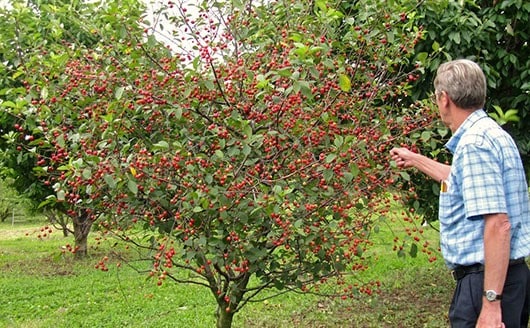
{"left": 0, "top": 218, "right": 453, "bottom": 328}
{"left": 0, "top": 220, "right": 216, "bottom": 328}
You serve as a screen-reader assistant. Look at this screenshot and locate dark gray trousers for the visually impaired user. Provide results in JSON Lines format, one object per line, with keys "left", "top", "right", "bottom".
{"left": 449, "top": 262, "right": 530, "bottom": 328}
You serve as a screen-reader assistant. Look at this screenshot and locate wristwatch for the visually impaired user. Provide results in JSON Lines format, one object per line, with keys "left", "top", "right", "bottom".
{"left": 483, "top": 290, "right": 502, "bottom": 302}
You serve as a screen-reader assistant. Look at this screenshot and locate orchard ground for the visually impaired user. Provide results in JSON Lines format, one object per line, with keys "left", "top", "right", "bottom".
{"left": 0, "top": 217, "right": 453, "bottom": 328}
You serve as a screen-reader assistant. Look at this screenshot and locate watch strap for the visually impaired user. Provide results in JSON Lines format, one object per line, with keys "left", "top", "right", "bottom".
{"left": 483, "top": 290, "right": 502, "bottom": 301}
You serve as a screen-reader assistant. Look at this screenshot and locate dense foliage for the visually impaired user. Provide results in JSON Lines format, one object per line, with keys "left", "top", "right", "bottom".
{"left": 395, "top": 0, "right": 530, "bottom": 222}
{"left": 1, "top": 1, "right": 437, "bottom": 327}
{"left": 0, "top": 0, "right": 148, "bottom": 255}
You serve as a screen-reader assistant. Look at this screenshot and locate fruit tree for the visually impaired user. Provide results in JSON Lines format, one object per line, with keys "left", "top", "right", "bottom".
{"left": 1, "top": 0, "right": 439, "bottom": 327}
{"left": 0, "top": 0, "right": 147, "bottom": 256}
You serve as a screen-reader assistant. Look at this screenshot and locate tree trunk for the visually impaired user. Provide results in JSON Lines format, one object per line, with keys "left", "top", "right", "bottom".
{"left": 72, "top": 210, "right": 93, "bottom": 259}
{"left": 215, "top": 304, "right": 235, "bottom": 328}
{"left": 213, "top": 272, "right": 251, "bottom": 328}
{"left": 45, "top": 210, "right": 71, "bottom": 237}
{"left": 62, "top": 225, "right": 70, "bottom": 237}
{"left": 0, "top": 207, "right": 10, "bottom": 222}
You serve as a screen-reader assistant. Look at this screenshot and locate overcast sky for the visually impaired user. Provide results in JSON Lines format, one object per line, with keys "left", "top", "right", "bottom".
{"left": 144, "top": 0, "right": 194, "bottom": 51}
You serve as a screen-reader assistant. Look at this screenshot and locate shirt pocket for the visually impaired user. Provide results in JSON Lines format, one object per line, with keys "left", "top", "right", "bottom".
{"left": 438, "top": 177, "right": 460, "bottom": 224}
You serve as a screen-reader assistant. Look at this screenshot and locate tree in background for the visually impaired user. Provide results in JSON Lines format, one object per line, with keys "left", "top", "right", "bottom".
{"left": 0, "top": 0, "right": 148, "bottom": 256}
{"left": 393, "top": 0, "right": 530, "bottom": 222}
{"left": 1, "top": 0, "right": 444, "bottom": 327}
{"left": 0, "top": 179, "right": 34, "bottom": 223}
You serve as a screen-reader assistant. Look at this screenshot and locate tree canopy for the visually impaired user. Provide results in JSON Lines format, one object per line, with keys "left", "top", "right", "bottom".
{"left": 0, "top": 0, "right": 148, "bottom": 255}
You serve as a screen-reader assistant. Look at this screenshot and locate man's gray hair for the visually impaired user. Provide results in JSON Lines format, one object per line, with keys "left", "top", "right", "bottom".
{"left": 434, "top": 59, "right": 487, "bottom": 110}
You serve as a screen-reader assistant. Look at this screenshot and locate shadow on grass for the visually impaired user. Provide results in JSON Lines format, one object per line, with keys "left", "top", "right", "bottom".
{"left": 240, "top": 265, "right": 453, "bottom": 328}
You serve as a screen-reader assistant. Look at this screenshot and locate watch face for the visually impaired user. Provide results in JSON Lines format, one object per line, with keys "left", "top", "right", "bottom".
{"left": 485, "top": 290, "right": 497, "bottom": 301}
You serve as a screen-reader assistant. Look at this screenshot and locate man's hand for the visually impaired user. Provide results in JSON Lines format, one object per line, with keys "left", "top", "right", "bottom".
{"left": 389, "top": 147, "right": 451, "bottom": 182}
{"left": 390, "top": 147, "right": 417, "bottom": 169}
{"left": 476, "top": 302, "right": 504, "bottom": 328}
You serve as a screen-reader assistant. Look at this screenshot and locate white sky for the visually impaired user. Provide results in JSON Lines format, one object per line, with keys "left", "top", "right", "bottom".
{"left": 143, "top": 0, "right": 218, "bottom": 57}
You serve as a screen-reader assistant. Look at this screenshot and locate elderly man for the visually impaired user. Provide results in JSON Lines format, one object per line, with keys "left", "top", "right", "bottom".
{"left": 390, "top": 59, "right": 530, "bottom": 328}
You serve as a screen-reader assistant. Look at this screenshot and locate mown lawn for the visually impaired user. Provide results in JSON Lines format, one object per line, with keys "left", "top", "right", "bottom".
{"left": 0, "top": 218, "right": 452, "bottom": 328}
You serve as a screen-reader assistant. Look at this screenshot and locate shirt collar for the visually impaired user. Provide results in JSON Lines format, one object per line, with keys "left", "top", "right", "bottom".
{"left": 445, "top": 109, "right": 487, "bottom": 153}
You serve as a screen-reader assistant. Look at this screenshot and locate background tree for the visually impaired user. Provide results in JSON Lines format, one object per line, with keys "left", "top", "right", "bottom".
{"left": 0, "top": 0, "right": 148, "bottom": 257}
{"left": 395, "top": 0, "right": 530, "bottom": 222}
{"left": 0, "top": 179, "right": 33, "bottom": 223}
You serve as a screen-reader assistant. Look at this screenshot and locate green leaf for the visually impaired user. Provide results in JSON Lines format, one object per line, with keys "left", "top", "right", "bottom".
{"left": 153, "top": 141, "right": 169, "bottom": 150}
{"left": 323, "top": 169, "right": 334, "bottom": 181}
{"left": 277, "top": 68, "right": 292, "bottom": 77}
{"left": 343, "top": 172, "right": 353, "bottom": 183}
{"left": 293, "top": 43, "right": 309, "bottom": 56}
{"left": 146, "top": 34, "right": 158, "bottom": 47}
{"left": 274, "top": 280, "right": 285, "bottom": 290}
{"left": 256, "top": 78, "right": 269, "bottom": 89}
{"left": 334, "top": 136, "right": 344, "bottom": 148}
{"left": 115, "top": 87, "right": 125, "bottom": 100}
{"left": 203, "top": 80, "right": 215, "bottom": 90}
{"left": 242, "top": 124, "right": 253, "bottom": 138}
{"left": 449, "top": 32, "right": 461, "bottom": 44}
{"left": 416, "top": 52, "right": 428, "bottom": 64}
{"left": 272, "top": 185, "right": 282, "bottom": 194}
{"left": 56, "top": 134, "right": 66, "bottom": 148}
{"left": 1, "top": 101, "right": 16, "bottom": 108}
{"left": 325, "top": 153, "right": 337, "bottom": 163}
{"left": 104, "top": 174, "right": 116, "bottom": 189}
{"left": 432, "top": 181, "right": 440, "bottom": 195}
{"left": 214, "top": 150, "right": 224, "bottom": 159}
{"left": 315, "top": 0, "right": 327, "bottom": 12}
{"left": 506, "top": 23, "right": 514, "bottom": 36}
{"left": 504, "top": 109, "right": 520, "bottom": 121}
{"left": 82, "top": 168, "right": 92, "bottom": 179}
{"left": 409, "top": 243, "right": 418, "bottom": 257}
{"left": 437, "top": 127, "right": 449, "bottom": 138}
{"left": 174, "top": 107, "right": 182, "bottom": 120}
{"left": 338, "top": 74, "right": 351, "bottom": 92}
{"left": 356, "top": 245, "right": 363, "bottom": 257}
{"left": 41, "top": 87, "right": 48, "bottom": 100}
{"left": 350, "top": 163, "right": 360, "bottom": 178}
{"left": 400, "top": 171, "right": 410, "bottom": 181}
{"left": 242, "top": 145, "right": 251, "bottom": 156}
{"left": 309, "top": 46, "right": 323, "bottom": 55}
{"left": 101, "top": 113, "right": 113, "bottom": 123}
{"left": 294, "top": 219, "right": 303, "bottom": 229}
{"left": 128, "top": 179, "right": 138, "bottom": 195}
{"left": 294, "top": 80, "right": 312, "bottom": 98}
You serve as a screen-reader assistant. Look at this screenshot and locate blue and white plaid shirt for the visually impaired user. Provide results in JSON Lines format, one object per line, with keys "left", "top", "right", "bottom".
{"left": 439, "top": 109, "right": 530, "bottom": 269}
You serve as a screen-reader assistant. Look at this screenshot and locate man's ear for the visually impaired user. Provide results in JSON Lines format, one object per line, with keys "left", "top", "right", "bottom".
{"left": 439, "top": 91, "right": 451, "bottom": 107}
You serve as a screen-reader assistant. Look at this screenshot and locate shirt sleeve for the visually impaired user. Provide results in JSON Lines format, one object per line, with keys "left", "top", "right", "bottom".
{"left": 459, "top": 139, "right": 507, "bottom": 219}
